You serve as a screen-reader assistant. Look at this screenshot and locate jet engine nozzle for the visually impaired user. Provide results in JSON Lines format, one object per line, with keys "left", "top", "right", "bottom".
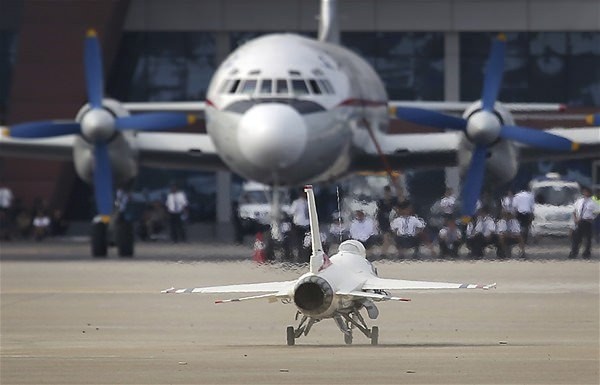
{"left": 293, "top": 275, "right": 334, "bottom": 317}
{"left": 237, "top": 103, "right": 307, "bottom": 170}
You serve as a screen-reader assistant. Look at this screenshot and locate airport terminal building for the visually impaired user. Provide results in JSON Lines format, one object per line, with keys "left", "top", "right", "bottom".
{"left": 0, "top": 0, "right": 599, "bottom": 222}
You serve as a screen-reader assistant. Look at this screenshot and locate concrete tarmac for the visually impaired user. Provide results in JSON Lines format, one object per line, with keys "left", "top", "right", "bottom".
{"left": 1, "top": 240, "right": 598, "bottom": 384}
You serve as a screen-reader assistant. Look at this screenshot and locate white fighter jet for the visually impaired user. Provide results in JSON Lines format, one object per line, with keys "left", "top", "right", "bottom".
{"left": 163, "top": 185, "right": 495, "bottom": 345}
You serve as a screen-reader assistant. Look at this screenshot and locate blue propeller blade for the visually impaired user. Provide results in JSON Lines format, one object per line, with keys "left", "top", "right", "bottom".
{"left": 393, "top": 107, "right": 467, "bottom": 131}
{"left": 461, "top": 145, "right": 488, "bottom": 217}
{"left": 115, "top": 113, "right": 195, "bottom": 131}
{"left": 500, "top": 125, "right": 576, "bottom": 151}
{"left": 93, "top": 143, "right": 114, "bottom": 216}
{"left": 84, "top": 29, "right": 104, "bottom": 109}
{"left": 586, "top": 113, "right": 600, "bottom": 125}
{"left": 9, "top": 121, "right": 81, "bottom": 138}
{"left": 481, "top": 34, "right": 506, "bottom": 112}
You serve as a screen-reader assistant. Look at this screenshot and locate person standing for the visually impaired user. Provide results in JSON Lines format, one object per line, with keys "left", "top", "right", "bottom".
{"left": 376, "top": 185, "right": 398, "bottom": 254}
{"left": 165, "top": 183, "right": 188, "bottom": 243}
{"left": 570, "top": 187, "right": 599, "bottom": 259}
{"left": 0, "top": 186, "right": 14, "bottom": 240}
{"left": 349, "top": 210, "right": 379, "bottom": 249}
{"left": 439, "top": 188, "right": 457, "bottom": 218}
{"left": 513, "top": 188, "right": 535, "bottom": 243}
{"left": 500, "top": 190, "right": 515, "bottom": 214}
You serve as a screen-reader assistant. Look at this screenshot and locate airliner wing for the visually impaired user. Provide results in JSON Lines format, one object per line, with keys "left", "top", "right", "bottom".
{"left": 352, "top": 132, "right": 460, "bottom": 171}
{"left": 389, "top": 101, "right": 565, "bottom": 113}
{"left": 363, "top": 277, "right": 496, "bottom": 291}
{"left": 0, "top": 132, "right": 75, "bottom": 161}
{"left": 134, "top": 132, "right": 227, "bottom": 171}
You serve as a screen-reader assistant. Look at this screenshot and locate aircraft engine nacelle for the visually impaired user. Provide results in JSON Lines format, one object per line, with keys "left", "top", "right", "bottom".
{"left": 293, "top": 275, "right": 335, "bottom": 318}
{"left": 72, "top": 99, "right": 138, "bottom": 186}
{"left": 458, "top": 101, "right": 519, "bottom": 186}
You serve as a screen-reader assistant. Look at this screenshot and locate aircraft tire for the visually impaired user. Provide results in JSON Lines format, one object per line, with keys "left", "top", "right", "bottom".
{"left": 370, "top": 326, "right": 379, "bottom": 345}
{"left": 91, "top": 222, "right": 108, "bottom": 257}
{"left": 286, "top": 326, "right": 295, "bottom": 346}
{"left": 344, "top": 333, "right": 353, "bottom": 345}
{"left": 116, "top": 221, "right": 135, "bottom": 257}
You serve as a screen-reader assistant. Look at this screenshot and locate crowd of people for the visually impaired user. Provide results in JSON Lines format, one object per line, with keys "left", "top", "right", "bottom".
{"left": 0, "top": 186, "right": 68, "bottom": 242}
{"left": 278, "top": 184, "right": 600, "bottom": 261}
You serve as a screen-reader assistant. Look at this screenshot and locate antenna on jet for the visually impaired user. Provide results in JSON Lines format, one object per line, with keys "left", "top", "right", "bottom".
{"left": 318, "top": 0, "right": 339, "bottom": 44}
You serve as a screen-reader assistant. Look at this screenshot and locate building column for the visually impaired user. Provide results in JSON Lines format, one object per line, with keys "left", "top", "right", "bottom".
{"left": 214, "top": 31, "right": 233, "bottom": 240}
{"left": 444, "top": 31, "right": 460, "bottom": 194}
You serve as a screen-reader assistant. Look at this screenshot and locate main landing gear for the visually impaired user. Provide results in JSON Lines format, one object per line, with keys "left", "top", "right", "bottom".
{"left": 286, "top": 309, "right": 379, "bottom": 346}
{"left": 91, "top": 217, "right": 134, "bottom": 257}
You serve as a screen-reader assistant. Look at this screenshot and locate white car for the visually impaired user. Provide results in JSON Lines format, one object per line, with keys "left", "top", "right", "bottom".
{"left": 530, "top": 174, "right": 581, "bottom": 238}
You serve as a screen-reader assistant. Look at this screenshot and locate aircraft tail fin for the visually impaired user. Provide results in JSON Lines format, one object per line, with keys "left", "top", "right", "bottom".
{"left": 304, "top": 185, "right": 328, "bottom": 273}
{"left": 318, "top": 0, "right": 339, "bottom": 44}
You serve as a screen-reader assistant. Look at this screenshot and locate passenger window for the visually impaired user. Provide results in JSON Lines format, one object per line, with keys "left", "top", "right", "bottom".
{"left": 228, "top": 79, "right": 241, "bottom": 93}
{"left": 276, "top": 79, "right": 289, "bottom": 94}
{"left": 308, "top": 79, "right": 322, "bottom": 95}
{"left": 318, "top": 79, "right": 334, "bottom": 94}
{"left": 291, "top": 79, "right": 309, "bottom": 95}
{"left": 259, "top": 79, "right": 272, "bottom": 94}
{"left": 240, "top": 79, "right": 257, "bottom": 95}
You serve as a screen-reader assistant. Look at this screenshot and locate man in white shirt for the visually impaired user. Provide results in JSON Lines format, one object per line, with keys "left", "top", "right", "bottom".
{"left": 390, "top": 203, "right": 427, "bottom": 258}
{"left": 465, "top": 207, "right": 497, "bottom": 259}
{"left": 496, "top": 211, "right": 524, "bottom": 259}
{"left": 32, "top": 209, "right": 51, "bottom": 241}
{"left": 165, "top": 183, "right": 188, "bottom": 243}
{"left": 500, "top": 190, "right": 515, "bottom": 214}
{"left": 349, "top": 210, "right": 379, "bottom": 249}
{"left": 570, "top": 187, "right": 599, "bottom": 259}
{"left": 439, "top": 188, "right": 457, "bottom": 218}
{"left": 512, "top": 188, "right": 535, "bottom": 243}
{"left": 438, "top": 217, "right": 462, "bottom": 258}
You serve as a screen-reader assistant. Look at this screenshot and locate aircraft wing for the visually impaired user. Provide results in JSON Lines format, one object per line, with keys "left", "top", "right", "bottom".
{"left": 352, "top": 131, "right": 460, "bottom": 171}
{"left": 363, "top": 277, "right": 496, "bottom": 291}
{"left": 0, "top": 132, "right": 75, "bottom": 161}
{"left": 339, "top": 290, "right": 411, "bottom": 302}
{"left": 389, "top": 101, "right": 565, "bottom": 113}
{"left": 162, "top": 280, "right": 297, "bottom": 294}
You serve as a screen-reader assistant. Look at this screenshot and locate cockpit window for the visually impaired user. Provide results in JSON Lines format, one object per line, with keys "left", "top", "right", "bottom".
{"left": 276, "top": 79, "right": 289, "bottom": 94}
{"left": 259, "top": 79, "right": 272, "bottom": 94}
{"left": 239, "top": 79, "right": 257, "bottom": 95}
{"left": 219, "top": 79, "right": 233, "bottom": 93}
{"left": 318, "top": 79, "right": 334, "bottom": 94}
{"left": 308, "top": 79, "right": 322, "bottom": 94}
{"left": 291, "top": 79, "right": 309, "bottom": 95}
{"left": 227, "top": 79, "right": 241, "bottom": 93}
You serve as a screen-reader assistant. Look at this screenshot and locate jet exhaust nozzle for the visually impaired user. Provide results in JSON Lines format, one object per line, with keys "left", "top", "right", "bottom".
{"left": 293, "top": 275, "right": 334, "bottom": 317}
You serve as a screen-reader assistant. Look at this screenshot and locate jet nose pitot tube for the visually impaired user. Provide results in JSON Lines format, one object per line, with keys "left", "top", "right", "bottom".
{"left": 293, "top": 275, "right": 334, "bottom": 317}
{"left": 237, "top": 103, "right": 308, "bottom": 170}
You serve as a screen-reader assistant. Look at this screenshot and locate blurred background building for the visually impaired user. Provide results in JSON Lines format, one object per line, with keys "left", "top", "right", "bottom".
{"left": 0, "top": 0, "right": 598, "bottom": 222}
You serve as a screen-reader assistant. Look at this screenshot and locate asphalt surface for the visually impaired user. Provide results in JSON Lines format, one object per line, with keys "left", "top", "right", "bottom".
{"left": 1, "top": 239, "right": 599, "bottom": 384}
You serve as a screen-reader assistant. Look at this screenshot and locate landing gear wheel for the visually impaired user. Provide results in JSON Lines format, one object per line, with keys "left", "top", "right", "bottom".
{"left": 344, "top": 333, "right": 353, "bottom": 345}
{"left": 116, "top": 221, "right": 134, "bottom": 257}
{"left": 286, "top": 326, "right": 295, "bottom": 346}
{"left": 91, "top": 222, "right": 108, "bottom": 257}
{"left": 370, "top": 326, "right": 379, "bottom": 345}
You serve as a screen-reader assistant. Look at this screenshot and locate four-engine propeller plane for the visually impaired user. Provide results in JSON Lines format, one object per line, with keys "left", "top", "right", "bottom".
{"left": 1, "top": 0, "right": 599, "bottom": 256}
{"left": 163, "top": 185, "right": 496, "bottom": 345}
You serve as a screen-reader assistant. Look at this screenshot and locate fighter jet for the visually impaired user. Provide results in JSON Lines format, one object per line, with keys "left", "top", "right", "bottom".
{"left": 163, "top": 185, "right": 495, "bottom": 345}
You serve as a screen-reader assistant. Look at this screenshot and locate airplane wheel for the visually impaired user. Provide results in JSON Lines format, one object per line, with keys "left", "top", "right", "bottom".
{"left": 91, "top": 222, "right": 108, "bottom": 257}
{"left": 116, "top": 221, "right": 134, "bottom": 257}
{"left": 286, "top": 326, "right": 295, "bottom": 346}
{"left": 370, "top": 326, "right": 379, "bottom": 345}
{"left": 344, "top": 333, "right": 353, "bottom": 345}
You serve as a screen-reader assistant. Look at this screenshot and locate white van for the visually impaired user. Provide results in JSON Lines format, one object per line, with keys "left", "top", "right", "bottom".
{"left": 530, "top": 173, "right": 581, "bottom": 238}
{"left": 236, "top": 182, "right": 291, "bottom": 235}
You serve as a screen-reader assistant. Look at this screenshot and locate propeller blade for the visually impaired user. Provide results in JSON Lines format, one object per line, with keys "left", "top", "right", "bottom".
{"left": 115, "top": 113, "right": 196, "bottom": 131}
{"left": 392, "top": 106, "right": 467, "bottom": 131}
{"left": 461, "top": 145, "right": 488, "bottom": 217}
{"left": 585, "top": 113, "right": 600, "bottom": 126}
{"left": 481, "top": 34, "right": 506, "bottom": 111}
{"left": 9, "top": 121, "right": 80, "bottom": 138}
{"left": 84, "top": 29, "right": 104, "bottom": 109}
{"left": 93, "top": 143, "right": 114, "bottom": 217}
{"left": 500, "top": 125, "right": 577, "bottom": 151}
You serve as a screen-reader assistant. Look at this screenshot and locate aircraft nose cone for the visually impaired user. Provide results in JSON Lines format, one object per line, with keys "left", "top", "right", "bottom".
{"left": 237, "top": 103, "right": 307, "bottom": 169}
{"left": 466, "top": 110, "right": 501, "bottom": 145}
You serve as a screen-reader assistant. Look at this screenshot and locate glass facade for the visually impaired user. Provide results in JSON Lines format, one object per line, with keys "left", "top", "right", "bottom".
{"left": 107, "top": 32, "right": 216, "bottom": 102}
{"left": 342, "top": 32, "right": 444, "bottom": 100}
{"left": 460, "top": 32, "right": 600, "bottom": 106}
